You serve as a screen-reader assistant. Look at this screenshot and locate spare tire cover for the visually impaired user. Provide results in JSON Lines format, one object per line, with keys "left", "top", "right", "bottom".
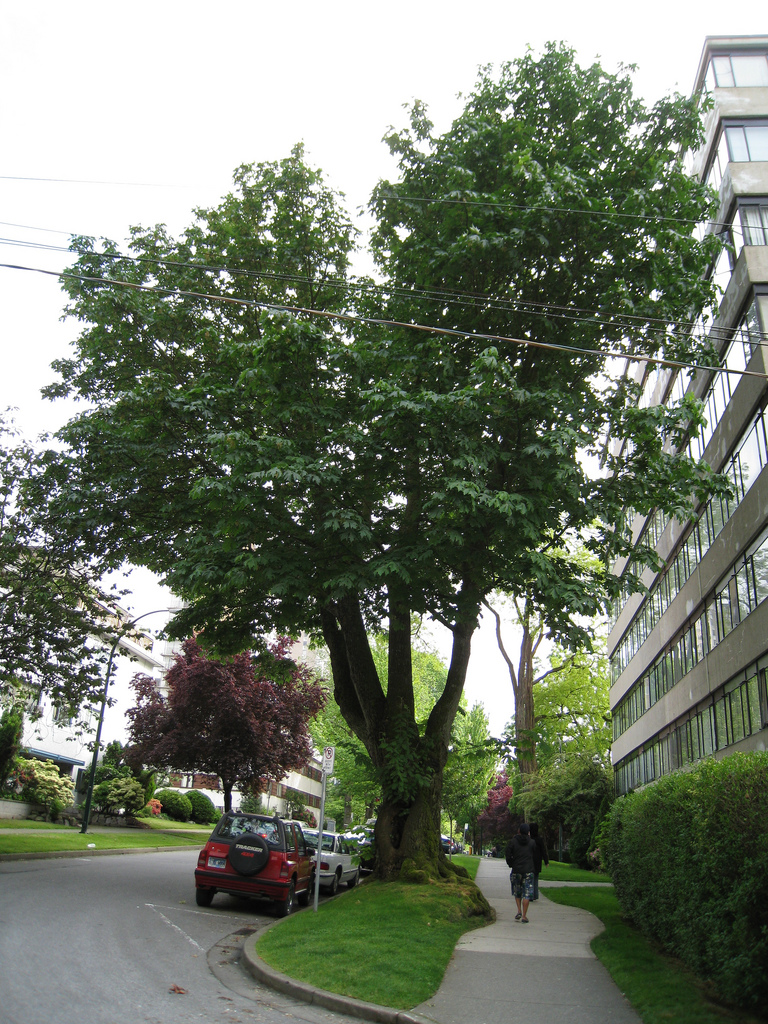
{"left": 228, "top": 834, "right": 270, "bottom": 875}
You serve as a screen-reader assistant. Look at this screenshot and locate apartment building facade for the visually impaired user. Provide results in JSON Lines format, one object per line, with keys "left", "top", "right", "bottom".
{"left": 609, "top": 36, "right": 768, "bottom": 795}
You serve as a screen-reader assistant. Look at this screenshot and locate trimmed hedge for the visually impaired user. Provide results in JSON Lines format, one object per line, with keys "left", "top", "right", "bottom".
{"left": 185, "top": 789, "right": 219, "bottom": 825}
{"left": 602, "top": 751, "right": 768, "bottom": 1013}
{"left": 154, "top": 788, "right": 193, "bottom": 822}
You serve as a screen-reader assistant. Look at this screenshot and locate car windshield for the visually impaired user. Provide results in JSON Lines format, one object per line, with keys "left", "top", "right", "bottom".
{"left": 304, "top": 830, "right": 335, "bottom": 852}
{"left": 217, "top": 816, "right": 281, "bottom": 844}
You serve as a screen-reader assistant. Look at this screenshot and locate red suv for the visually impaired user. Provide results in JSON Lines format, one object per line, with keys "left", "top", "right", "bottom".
{"left": 195, "top": 812, "right": 314, "bottom": 916}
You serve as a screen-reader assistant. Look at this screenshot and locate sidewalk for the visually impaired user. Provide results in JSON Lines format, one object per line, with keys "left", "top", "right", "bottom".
{"left": 411, "top": 857, "right": 640, "bottom": 1024}
{"left": 243, "top": 857, "right": 642, "bottom": 1024}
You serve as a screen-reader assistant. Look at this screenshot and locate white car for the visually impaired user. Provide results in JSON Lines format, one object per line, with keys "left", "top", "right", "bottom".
{"left": 304, "top": 828, "right": 360, "bottom": 894}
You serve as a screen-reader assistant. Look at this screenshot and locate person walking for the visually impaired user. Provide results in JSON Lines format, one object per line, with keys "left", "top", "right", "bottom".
{"left": 504, "top": 822, "right": 536, "bottom": 923}
{"left": 529, "top": 821, "right": 549, "bottom": 901}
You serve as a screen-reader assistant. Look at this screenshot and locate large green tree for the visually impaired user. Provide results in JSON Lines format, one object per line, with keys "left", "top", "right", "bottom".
{"left": 442, "top": 703, "right": 497, "bottom": 843}
{"left": 0, "top": 414, "right": 111, "bottom": 715}
{"left": 42, "top": 48, "right": 725, "bottom": 880}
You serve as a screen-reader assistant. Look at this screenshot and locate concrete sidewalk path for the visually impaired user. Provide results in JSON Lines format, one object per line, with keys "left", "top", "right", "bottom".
{"left": 412, "top": 857, "right": 641, "bottom": 1024}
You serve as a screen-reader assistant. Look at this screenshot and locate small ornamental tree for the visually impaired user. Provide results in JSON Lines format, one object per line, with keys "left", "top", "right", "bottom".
{"left": 125, "top": 638, "right": 325, "bottom": 812}
{"left": 476, "top": 773, "right": 519, "bottom": 852}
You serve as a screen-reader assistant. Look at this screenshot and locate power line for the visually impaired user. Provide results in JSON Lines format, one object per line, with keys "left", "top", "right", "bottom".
{"left": 3, "top": 260, "right": 766, "bottom": 384}
{"left": 0, "top": 232, "right": 749, "bottom": 350}
{"left": 0, "top": 174, "right": 190, "bottom": 188}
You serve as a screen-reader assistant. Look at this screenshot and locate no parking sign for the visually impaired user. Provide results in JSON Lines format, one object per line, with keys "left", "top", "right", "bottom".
{"left": 322, "top": 745, "right": 335, "bottom": 774}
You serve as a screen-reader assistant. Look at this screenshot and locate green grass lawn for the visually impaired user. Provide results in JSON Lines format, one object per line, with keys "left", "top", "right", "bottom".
{"left": 136, "top": 817, "right": 213, "bottom": 833}
{"left": 543, "top": 859, "right": 611, "bottom": 883}
{"left": 545, "top": 887, "right": 763, "bottom": 1024}
{"left": 0, "top": 829, "right": 204, "bottom": 854}
{"left": 255, "top": 877, "right": 488, "bottom": 1009}
{"left": 451, "top": 854, "right": 609, "bottom": 883}
{"left": 449, "top": 853, "right": 479, "bottom": 878}
{"left": 0, "top": 819, "right": 75, "bottom": 829}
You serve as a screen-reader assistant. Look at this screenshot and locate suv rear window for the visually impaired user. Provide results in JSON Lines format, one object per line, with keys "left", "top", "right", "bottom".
{"left": 216, "top": 816, "right": 282, "bottom": 845}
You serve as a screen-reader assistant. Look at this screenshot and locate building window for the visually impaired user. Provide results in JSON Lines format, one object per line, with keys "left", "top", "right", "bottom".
{"left": 614, "top": 664, "right": 768, "bottom": 795}
{"left": 708, "top": 54, "right": 768, "bottom": 90}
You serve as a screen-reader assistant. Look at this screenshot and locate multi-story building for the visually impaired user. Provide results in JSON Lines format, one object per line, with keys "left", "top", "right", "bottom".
{"left": 20, "top": 610, "right": 166, "bottom": 781}
{"left": 609, "top": 36, "right": 768, "bottom": 795}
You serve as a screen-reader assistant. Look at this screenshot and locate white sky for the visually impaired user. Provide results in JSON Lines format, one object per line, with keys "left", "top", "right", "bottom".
{"left": 1, "top": 1, "right": 763, "bottom": 735}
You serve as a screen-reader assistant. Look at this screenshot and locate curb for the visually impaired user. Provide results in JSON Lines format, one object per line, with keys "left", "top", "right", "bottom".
{"left": 241, "top": 918, "right": 429, "bottom": 1024}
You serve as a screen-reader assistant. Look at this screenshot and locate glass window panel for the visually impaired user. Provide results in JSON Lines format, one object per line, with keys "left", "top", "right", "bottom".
{"left": 746, "top": 675, "right": 762, "bottom": 733}
{"left": 741, "top": 205, "right": 768, "bottom": 245}
{"left": 745, "top": 126, "right": 768, "bottom": 161}
{"left": 736, "top": 562, "right": 752, "bottom": 619}
{"left": 715, "top": 697, "right": 729, "bottom": 748}
{"left": 727, "top": 126, "right": 750, "bottom": 161}
{"left": 701, "top": 706, "right": 715, "bottom": 755}
{"left": 731, "top": 55, "right": 768, "bottom": 87}
{"left": 691, "top": 716, "right": 701, "bottom": 760}
{"left": 731, "top": 687, "right": 746, "bottom": 742}
{"left": 738, "top": 425, "right": 761, "bottom": 494}
{"left": 713, "top": 57, "right": 736, "bottom": 87}
{"left": 724, "top": 333, "right": 748, "bottom": 374}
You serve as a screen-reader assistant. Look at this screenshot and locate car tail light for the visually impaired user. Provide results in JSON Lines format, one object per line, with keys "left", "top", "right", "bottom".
{"left": 279, "top": 862, "right": 289, "bottom": 878}
{"left": 320, "top": 861, "right": 330, "bottom": 871}
{"left": 197, "top": 849, "right": 207, "bottom": 868}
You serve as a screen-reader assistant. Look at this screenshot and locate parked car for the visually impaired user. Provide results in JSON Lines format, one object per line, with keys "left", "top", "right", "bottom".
{"left": 303, "top": 828, "right": 360, "bottom": 893}
{"left": 194, "top": 812, "right": 314, "bottom": 916}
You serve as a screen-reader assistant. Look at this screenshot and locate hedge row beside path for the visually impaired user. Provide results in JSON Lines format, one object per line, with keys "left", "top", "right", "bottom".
{"left": 602, "top": 751, "right": 768, "bottom": 1013}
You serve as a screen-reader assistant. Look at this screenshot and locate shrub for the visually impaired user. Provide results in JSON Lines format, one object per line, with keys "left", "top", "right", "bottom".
{"left": 93, "top": 776, "right": 146, "bottom": 815}
{"left": 239, "top": 792, "right": 266, "bottom": 814}
{"left": 186, "top": 789, "right": 219, "bottom": 824}
{"left": 602, "top": 752, "right": 768, "bottom": 1013}
{"left": 153, "top": 788, "right": 192, "bottom": 821}
{"left": 0, "top": 707, "right": 24, "bottom": 790}
{"left": 14, "top": 756, "right": 74, "bottom": 818}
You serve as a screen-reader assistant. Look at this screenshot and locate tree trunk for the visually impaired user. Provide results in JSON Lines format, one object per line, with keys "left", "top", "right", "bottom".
{"left": 321, "top": 586, "right": 479, "bottom": 882}
{"left": 374, "top": 771, "right": 443, "bottom": 880}
{"left": 222, "top": 780, "right": 233, "bottom": 813}
{"left": 515, "top": 628, "right": 538, "bottom": 777}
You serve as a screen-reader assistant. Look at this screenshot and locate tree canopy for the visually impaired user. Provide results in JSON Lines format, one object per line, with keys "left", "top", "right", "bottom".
{"left": 125, "top": 637, "right": 325, "bottom": 811}
{"left": 41, "top": 45, "right": 725, "bottom": 878}
{"left": 0, "top": 414, "right": 112, "bottom": 715}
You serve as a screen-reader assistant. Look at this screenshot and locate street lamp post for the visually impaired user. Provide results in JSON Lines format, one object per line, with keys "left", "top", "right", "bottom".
{"left": 79, "top": 608, "right": 169, "bottom": 834}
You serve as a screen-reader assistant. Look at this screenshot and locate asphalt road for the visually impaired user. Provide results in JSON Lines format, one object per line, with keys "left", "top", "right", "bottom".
{"left": 0, "top": 849, "right": 356, "bottom": 1024}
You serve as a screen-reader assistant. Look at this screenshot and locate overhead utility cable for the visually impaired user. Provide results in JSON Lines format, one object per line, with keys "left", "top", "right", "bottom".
{"left": 3, "top": 261, "right": 765, "bottom": 384}
{"left": 0, "top": 233, "right": 754, "bottom": 349}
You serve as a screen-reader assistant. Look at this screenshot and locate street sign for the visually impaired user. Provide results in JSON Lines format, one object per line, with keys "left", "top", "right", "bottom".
{"left": 322, "top": 745, "right": 335, "bottom": 774}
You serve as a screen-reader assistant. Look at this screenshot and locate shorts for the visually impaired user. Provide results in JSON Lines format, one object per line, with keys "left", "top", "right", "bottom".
{"left": 510, "top": 871, "right": 534, "bottom": 900}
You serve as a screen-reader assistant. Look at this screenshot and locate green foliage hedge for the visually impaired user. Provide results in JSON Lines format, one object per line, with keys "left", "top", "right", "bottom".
{"left": 601, "top": 752, "right": 768, "bottom": 1013}
{"left": 185, "top": 788, "right": 219, "bottom": 824}
{"left": 154, "top": 788, "right": 192, "bottom": 822}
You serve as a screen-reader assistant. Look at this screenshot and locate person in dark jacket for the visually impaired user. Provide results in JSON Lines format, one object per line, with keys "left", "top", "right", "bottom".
{"left": 504, "top": 822, "right": 535, "bottom": 922}
{"left": 529, "top": 821, "right": 549, "bottom": 901}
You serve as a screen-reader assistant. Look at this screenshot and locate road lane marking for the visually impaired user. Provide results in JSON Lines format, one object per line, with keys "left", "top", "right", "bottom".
{"left": 145, "top": 903, "right": 206, "bottom": 951}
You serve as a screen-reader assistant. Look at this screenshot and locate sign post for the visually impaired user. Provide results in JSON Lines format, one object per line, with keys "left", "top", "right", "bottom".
{"left": 313, "top": 746, "right": 335, "bottom": 912}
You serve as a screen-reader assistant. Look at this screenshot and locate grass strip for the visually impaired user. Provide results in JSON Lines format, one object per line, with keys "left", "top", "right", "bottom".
{"left": 0, "top": 830, "right": 203, "bottom": 854}
{"left": 542, "top": 859, "right": 611, "bottom": 883}
{"left": 256, "top": 877, "right": 487, "bottom": 1009}
{"left": 544, "top": 886, "right": 763, "bottom": 1024}
{"left": 135, "top": 818, "right": 214, "bottom": 831}
{"left": 0, "top": 819, "right": 74, "bottom": 829}
{"left": 449, "top": 854, "right": 479, "bottom": 878}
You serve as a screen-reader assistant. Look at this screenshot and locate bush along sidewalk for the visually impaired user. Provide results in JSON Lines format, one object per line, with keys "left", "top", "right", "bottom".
{"left": 601, "top": 751, "right": 768, "bottom": 1014}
